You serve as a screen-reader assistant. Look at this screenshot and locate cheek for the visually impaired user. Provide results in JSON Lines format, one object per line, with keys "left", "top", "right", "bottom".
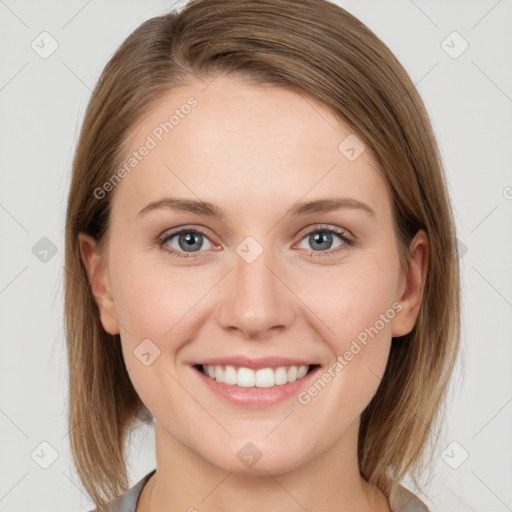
{"left": 110, "top": 250, "right": 207, "bottom": 343}
{"left": 297, "top": 256, "right": 399, "bottom": 407}
{"left": 304, "top": 255, "right": 400, "bottom": 343}
{"left": 109, "top": 254, "right": 203, "bottom": 416}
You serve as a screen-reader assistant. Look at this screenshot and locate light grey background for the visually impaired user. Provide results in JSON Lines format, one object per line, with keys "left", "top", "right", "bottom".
{"left": 1, "top": 0, "right": 511, "bottom": 510}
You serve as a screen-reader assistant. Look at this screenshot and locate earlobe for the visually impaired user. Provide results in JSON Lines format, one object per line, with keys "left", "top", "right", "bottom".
{"left": 391, "top": 230, "right": 429, "bottom": 338}
{"left": 77, "top": 232, "right": 120, "bottom": 335}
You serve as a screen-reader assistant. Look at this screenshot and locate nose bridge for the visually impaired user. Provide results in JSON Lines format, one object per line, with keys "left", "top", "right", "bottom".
{"left": 215, "top": 235, "right": 295, "bottom": 338}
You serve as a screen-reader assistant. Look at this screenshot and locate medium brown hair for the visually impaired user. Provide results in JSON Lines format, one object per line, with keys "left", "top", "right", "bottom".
{"left": 64, "top": 0, "right": 461, "bottom": 508}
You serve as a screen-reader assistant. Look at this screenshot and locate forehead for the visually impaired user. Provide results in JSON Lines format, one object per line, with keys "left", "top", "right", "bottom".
{"left": 112, "top": 75, "right": 390, "bottom": 222}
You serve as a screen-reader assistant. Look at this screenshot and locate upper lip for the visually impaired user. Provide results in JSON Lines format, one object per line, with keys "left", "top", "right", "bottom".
{"left": 193, "top": 355, "right": 319, "bottom": 369}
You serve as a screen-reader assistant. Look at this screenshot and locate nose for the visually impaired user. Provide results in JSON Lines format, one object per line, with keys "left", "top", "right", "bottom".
{"left": 214, "top": 246, "right": 296, "bottom": 339}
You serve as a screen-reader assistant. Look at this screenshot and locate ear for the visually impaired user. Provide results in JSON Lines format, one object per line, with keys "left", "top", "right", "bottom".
{"left": 391, "top": 229, "right": 428, "bottom": 338}
{"left": 78, "top": 232, "right": 120, "bottom": 335}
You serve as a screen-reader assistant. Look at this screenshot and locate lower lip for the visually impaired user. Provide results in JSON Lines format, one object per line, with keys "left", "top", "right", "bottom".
{"left": 192, "top": 365, "right": 321, "bottom": 406}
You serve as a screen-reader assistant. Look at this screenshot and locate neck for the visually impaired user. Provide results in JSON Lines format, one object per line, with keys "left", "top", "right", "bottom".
{"left": 137, "top": 420, "right": 390, "bottom": 512}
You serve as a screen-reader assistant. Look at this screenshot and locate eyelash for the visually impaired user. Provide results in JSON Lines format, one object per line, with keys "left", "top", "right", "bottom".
{"left": 157, "top": 224, "right": 355, "bottom": 260}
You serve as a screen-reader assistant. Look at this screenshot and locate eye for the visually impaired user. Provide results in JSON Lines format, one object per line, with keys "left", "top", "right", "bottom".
{"left": 296, "top": 224, "right": 354, "bottom": 257}
{"left": 158, "top": 226, "right": 215, "bottom": 259}
{"left": 157, "top": 224, "right": 354, "bottom": 260}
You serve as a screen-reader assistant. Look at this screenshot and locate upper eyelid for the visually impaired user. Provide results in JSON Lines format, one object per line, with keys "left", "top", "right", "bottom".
{"left": 297, "top": 223, "right": 353, "bottom": 238}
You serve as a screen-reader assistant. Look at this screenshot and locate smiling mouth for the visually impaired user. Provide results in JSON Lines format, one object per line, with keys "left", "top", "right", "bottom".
{"left": 193, "top": 364, "right": 321, "bottom": 388}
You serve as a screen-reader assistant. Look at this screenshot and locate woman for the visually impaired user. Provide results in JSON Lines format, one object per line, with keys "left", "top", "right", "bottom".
{"left": 64, "top": 0, "right": 461, "bottom": 510}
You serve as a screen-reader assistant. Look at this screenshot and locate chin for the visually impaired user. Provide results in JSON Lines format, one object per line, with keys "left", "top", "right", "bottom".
{"left": 204, "top": 437, "right": 311, "bottom": 476}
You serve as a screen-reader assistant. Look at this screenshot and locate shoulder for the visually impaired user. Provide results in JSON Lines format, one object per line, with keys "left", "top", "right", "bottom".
{"left": 390, "top": 483, "right": 430, "bottom": 512}
{"left": 89, "top": 469, "right": 156, "bottom": 512}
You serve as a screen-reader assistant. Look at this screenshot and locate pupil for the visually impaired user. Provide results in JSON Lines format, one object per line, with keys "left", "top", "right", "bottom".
{"left": 311, "top": 232, "right": 331, "bottom": 250}
{"left": 180, "top": 232, "right": 202, "bottom": 252}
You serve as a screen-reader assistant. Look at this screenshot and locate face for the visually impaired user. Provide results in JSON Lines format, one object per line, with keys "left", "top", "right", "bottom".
{"left": 80, "top": 75, "right": 426, "bottom": 476}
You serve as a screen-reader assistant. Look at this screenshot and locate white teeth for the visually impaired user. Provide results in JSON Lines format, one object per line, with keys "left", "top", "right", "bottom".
{"left": 200, "top": 364, "right": 312, "bottom": 387}
{"left": 237, "top": 367, "right": 255, "bottom": 387}
{"left": 224, "top": 365, "right": 238, "bottom": 385}
{"left": 255, "top": 368, "right": 274, "bottom": 388}
{"left": 287, "top": 366, "right": 298, "bottom": 382}
{"left": 297, "top": 365, "right": 308, "bottom": 379}
{"left": 214, "top": 365, "right": 224, "bottom": 381}
{"left": 274, "top": 367, "right": 288, "bottom": 385}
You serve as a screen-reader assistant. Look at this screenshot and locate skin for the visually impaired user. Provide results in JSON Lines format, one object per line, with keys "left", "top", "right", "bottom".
{"left": 79, "top": 75, "right": 428, "bottom": 512}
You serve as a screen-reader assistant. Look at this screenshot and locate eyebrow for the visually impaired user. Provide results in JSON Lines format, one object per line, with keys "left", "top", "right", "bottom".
{"left": 137, "top": 196, "right": 375, "bottom": 219}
